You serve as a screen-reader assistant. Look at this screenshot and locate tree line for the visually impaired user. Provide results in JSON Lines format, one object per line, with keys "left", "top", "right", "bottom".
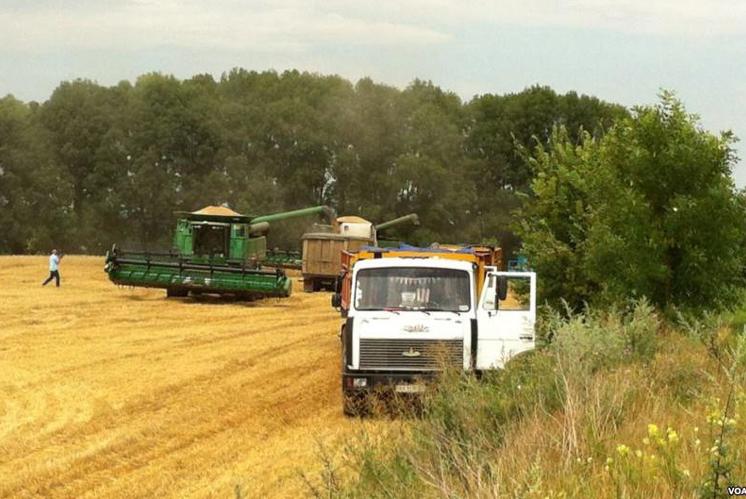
{"left": 0, "top": 69, "right": 623, "bottom": 255}
{"left": 2, "top": 69, "right": 742, "bottom": 310}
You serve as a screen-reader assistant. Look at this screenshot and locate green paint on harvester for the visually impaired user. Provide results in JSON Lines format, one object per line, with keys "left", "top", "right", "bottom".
{"left": 104, "top": 205, "right": 333, "bottom": 299}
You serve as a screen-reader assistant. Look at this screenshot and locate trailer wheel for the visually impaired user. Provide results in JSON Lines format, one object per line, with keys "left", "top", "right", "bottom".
{"left": 303, "top": 278, "right": 315, "bottom": 293}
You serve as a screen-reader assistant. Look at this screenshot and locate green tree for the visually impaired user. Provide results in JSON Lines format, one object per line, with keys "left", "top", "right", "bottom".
{"left": 0, "top": 96, "right": 71, "bottom": 253}
{"left": 41, "top": 80, "right": 117, "bottom": 250}
{"left": 328, "top": 77, "right": 406, "bottom": 221}
{"left": 465, "top": 86, "right": 627, "bottom": 257}
{"left": 518, "top": 93, "right": 745, "bottom": 310}
{"left": 112, "top": 73, "right": 223, "bottom": 248}
{"left": 392, "top": 80, "right": 476, "bottom": 244}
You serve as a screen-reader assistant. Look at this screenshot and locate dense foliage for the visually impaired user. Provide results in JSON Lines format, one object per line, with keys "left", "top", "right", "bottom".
{"left": 316, "top": 303, "right": 746, "bottom": 498}
{"left": 0, "top": 70, "right": 623, "bottom": 254}
{"left": 518, "top": 93, "right": 746, "bottom": 310}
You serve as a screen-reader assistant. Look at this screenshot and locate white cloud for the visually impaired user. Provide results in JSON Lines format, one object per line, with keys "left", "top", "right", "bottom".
{"left": 3, "top": 0, "right": 745, "bottom": 57}
{"left": 313, "top": 0, "right": 746, "bottom": 36}
{"left": 0, "top": 1, "right": 450, "bottom": 54}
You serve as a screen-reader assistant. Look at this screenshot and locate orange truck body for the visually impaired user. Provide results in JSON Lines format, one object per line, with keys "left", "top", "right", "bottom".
{"left": 338, "top": 245, "right": 503, "bottom": 314}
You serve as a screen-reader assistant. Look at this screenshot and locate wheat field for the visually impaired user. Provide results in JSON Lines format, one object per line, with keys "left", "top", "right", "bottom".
{"left": 0, "top": 256, "right": 378, "bottom": 498}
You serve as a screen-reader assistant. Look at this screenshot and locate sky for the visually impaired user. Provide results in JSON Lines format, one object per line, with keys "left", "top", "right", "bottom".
{"left": 1, "top": 0, "right": 745, "bottom": 184}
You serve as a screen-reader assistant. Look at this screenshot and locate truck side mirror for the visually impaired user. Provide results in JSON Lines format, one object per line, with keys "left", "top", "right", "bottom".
{"left": 496, "top": 276, "right": 508, "bottom": 301}
{"left": 331, "top": 293, "right": 342, "bottom": 308}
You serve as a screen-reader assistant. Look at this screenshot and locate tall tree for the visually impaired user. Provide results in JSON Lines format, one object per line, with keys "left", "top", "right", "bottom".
{"left": 465, "top": 86, "right": 627, "bottom": 258}
{"left": 518, "top": 93, "right": 745, "bottom": 310}
{"left": 41, "top": 80, "right": 116, "bottom": 250}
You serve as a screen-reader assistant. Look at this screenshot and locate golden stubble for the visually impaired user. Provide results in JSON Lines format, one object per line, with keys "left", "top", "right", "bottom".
{"left": 0, "top": 256, "right": 384, "bottom": 498}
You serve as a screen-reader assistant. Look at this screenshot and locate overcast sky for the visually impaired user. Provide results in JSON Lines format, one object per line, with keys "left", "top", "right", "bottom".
{"left": 1, "top": 0, "right": 744, "bottom": 184}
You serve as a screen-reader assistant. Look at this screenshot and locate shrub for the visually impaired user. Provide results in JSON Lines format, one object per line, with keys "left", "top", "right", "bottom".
{"left": 332, "top": 302, "right": 666, "bottom": 497}
{"left": 518, "top": 93, "right": 746, "bottom": 312}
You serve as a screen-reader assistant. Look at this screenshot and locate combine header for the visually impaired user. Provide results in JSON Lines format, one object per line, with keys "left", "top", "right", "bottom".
{"left": 104, "top": 205, "right": 333, "bottom": 299}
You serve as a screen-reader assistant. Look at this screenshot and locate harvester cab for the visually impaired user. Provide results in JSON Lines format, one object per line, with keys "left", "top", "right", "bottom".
{"left": 172, "top": 207, "right": 270, "bottom": 264}
{"left": 104, "top": 204, "right": 332, "bottom": 300}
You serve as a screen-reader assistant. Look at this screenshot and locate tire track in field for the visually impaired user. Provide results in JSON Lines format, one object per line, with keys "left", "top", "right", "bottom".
{"left": 0, "top": 256, "right": 375, "bottom": 498}
{"left": 2, "top": 344, "right": 340, "bottom": 498}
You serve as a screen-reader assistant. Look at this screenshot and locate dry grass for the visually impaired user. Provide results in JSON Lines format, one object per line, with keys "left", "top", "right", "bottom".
{"left": 335, "top": 303, "right": 746, "bottom": 498}
{"left": 0, "top": 256, "right": 383, "bottom": 498}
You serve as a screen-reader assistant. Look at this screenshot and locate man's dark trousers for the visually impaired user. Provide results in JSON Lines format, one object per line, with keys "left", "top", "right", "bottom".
{"left": 43, "top": 270, "right": 60, "bottom": 287}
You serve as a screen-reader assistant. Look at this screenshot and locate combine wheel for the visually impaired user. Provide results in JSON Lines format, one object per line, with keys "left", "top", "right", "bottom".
{"left": 166, "top": 288, "right": 188, "bottom": 298}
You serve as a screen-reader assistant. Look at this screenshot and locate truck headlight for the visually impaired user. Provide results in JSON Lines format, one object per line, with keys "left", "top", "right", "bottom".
{"left": 353, "top": 378, "right": 368, "bottom": 388}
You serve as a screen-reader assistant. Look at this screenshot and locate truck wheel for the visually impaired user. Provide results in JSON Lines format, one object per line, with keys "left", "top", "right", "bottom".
{"left": 341, "top": 341, "right": 367, "bottom": 417}
{"left": 303, "top": 278, "right": 315, "bottom": 293}
{"left": 343, "top": 393, "right": 364, "bottom": 417}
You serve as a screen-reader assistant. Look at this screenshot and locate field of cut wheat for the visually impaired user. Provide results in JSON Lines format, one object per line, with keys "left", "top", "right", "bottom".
{"left": 0, "top": 256, "right": 380, "bottom": 498}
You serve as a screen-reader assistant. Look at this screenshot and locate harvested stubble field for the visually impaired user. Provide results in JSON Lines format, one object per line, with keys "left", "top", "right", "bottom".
{"left": 0, "top": 256, "right": 381, "bottom": 498}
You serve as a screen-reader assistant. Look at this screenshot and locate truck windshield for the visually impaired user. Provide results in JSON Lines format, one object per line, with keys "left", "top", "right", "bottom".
{"left": 355, "top": 267, "right": 470, "bottom": 312}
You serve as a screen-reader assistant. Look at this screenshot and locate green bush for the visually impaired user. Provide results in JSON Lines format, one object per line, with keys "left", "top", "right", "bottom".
{"left": 331, "top": 302, "right": 664, "bottom": 497}
{"left": 517, "top": 93, "right": 746, "bottom": 312}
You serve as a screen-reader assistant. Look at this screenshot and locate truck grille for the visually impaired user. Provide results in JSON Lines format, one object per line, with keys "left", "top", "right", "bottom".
{"left": 359, "top": 339, "right": 463, "bottom": 370}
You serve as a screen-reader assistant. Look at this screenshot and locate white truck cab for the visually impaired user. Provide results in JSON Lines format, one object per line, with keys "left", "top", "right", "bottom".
{"left": 336, "top": 253, "right": 536, "bottom": 413}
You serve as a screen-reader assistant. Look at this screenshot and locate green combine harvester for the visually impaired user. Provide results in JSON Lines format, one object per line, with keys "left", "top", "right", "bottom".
{"left": 104, "top": 205, "right": 333, "bottom": 299}
{"left": 262, "top": 248, "right": 303, "bottom": 269}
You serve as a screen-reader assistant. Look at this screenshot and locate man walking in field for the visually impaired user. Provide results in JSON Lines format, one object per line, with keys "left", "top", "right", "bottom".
{"left": 42, "top": 249, "right": 63, "bottom": 287}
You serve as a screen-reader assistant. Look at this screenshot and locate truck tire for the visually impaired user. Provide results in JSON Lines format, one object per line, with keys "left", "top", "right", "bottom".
{"left": 341, "top": 341, "right": 357, "bottom": 416}
{"left": 303, "top": 278, "right": 315, "bottom": 293}
{"left": 343, "top": 393, "right": 367, "bottom": 417}
{"left": 341, "top": 339, "right": 368, "bottom": 417}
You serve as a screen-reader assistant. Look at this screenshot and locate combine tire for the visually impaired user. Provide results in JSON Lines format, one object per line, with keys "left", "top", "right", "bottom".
{"left": 166, "top": 288, "right": 188, "bottom": 298}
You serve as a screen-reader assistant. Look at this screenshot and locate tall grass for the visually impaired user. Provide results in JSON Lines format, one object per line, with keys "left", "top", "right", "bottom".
{"left": 316, "top": 300, "right": 746, "bottom": 498}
